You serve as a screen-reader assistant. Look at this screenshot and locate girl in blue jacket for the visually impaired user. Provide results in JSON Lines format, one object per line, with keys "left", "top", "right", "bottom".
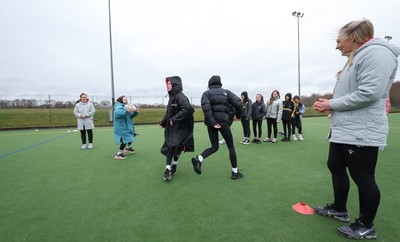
{"left": 113, "top": 95, "right": 139, "bottom": 159}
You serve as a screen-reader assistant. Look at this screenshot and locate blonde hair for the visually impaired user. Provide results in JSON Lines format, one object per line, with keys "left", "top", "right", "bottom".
{"left": 336, "top": 19, "right": 374, "bottom": 80}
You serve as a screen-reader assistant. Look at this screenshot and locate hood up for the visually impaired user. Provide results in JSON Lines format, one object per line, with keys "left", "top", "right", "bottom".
{"left": 208, "top": 75, "right": 222, "bottom": 88}
{"left": 166, "top": 76, "right": 183, "bottom": 96}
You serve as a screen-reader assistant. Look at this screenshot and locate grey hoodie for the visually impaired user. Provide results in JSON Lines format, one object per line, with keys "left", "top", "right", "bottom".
{"left": 330, "top": 38, "right": 400, "bottom": 146}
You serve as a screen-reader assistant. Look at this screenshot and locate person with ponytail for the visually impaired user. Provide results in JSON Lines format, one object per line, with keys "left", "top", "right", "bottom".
{"left": 313, "top": 19, "right": 400, "bottom": 240}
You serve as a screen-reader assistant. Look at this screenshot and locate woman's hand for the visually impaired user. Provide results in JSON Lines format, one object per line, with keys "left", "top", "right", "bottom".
{"left": 313, "top": 98, "right": 331, "bottom": 113}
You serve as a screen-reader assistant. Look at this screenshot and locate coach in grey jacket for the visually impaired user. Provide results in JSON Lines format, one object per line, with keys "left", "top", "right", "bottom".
{"left": 313, "top": 19, "right": 400, "bottom": 240}
{"left": 73, "top": 93, "right": 95, "bottom": 149}
{"left": 329, "top": 38, "right": 399, "bottom": 147}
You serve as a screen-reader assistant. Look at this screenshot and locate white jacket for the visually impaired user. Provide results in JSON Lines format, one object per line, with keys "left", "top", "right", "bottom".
{"left": 330, "top": 38, "right": 400, "bottom": 147}
{"left": 74, "top": 101, "right": 96, "bottom": 130}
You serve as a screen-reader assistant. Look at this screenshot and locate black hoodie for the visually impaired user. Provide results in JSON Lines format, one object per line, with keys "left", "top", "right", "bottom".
{"left": 240, "top": 91, "right": 252, "bottom": 120}
{"left": 282, "top": 93, "right": 295, "bottom": 121}
{"left": 201, "top": 75, "right": 242, "bottom": 126}
{"left": 160, "top": 76, "right": 195, "bottom": 156}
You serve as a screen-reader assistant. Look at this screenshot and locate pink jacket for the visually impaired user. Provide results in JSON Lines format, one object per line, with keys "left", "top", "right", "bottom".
{"left": 386, "top": 97, "right": 391, "bottom": 114}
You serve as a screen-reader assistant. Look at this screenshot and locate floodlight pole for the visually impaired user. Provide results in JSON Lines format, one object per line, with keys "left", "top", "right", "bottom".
{"left": 292, "top": 11, "right": 304, "bottom": 97}
{"left": 108, "top": 0, "right": 115, "bottom": 107}
{"left": 384, "top": 35, "right": 392, "bottom": 42}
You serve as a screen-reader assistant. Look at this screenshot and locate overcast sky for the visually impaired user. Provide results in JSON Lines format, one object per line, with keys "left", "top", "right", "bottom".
{"left": 1, "top": 0, "right": 400, "bottom": 104}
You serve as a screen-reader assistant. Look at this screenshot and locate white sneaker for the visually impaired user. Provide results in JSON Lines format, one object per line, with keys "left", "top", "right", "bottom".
{"left": 292, "top": 135, "right": 298, "bottom": 141}
{"left": 243, "top": 138, "right": 250, "bottom": 145}
{"left": 298, "top": 134, "right": 304, "bottom": 141}
{"left": 219, "top": 139, "right": 226, "bottom": 144}
{"left": 239, "top": 138, "right": 246, "bottom": 144}
{"left": 81, "top": 144, "right": 86, "bottom": 150}
{"left": 263, "top": 138, "right": 271, "bottom": 142}
{"left": 88, "top": 143, "right": 93, "bottom": 149}
{"left": 272, "top": 138, "right": 277, "bottom": 143}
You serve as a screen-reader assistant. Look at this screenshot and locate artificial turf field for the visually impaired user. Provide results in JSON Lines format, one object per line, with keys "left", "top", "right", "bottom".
{"left": 1, "top": 114, "right": 399, "bottom": 242}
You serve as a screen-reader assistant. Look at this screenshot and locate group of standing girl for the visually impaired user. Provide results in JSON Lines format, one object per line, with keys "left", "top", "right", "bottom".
{"left": 238, "top": 90, "right": 305, "bottom": 145}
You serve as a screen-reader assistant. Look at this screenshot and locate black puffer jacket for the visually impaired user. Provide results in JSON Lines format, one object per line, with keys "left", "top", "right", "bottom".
{"left": 160, "top": 76, "right": 195, "bottom": 156}
{"left": 252, "top": 99, "right": 266, "bottom": 120}
{"left": 201, "top": 76, "right": 242, "bottom": 126}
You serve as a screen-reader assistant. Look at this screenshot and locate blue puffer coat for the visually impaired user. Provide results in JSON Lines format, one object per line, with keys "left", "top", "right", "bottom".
{"left": 113, "top": 102, "right": 139, "bottom": 144}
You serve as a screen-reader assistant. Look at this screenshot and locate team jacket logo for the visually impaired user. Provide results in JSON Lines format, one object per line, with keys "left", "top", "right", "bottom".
{"left": 347, "top": 149, "right": 355, "bottom": 155}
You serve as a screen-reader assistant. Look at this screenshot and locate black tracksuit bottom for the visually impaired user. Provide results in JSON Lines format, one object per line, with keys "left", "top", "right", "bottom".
{"left": 252, "top": 119, "right": 263, "bottom": 138}
{"left": 80, "top": 126, "right": 93, "bottom": 144}
{"left": 328, "top": 142, "right": 380, "bottom": 227}
{"left": 266, "top": 118, "right": 278, "bottom": 139}
{"left": 200, "top": 124, "right": 237, "bottom": 168}
{"left": 282, "top": 119, "right": 292, "bottom": 138}
{"left": 241, "top": 119, "right": 250, "bottom": 138}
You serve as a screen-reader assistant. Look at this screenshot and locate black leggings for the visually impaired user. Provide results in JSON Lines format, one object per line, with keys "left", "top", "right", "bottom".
{"left": 282, "top": 120, "right": 292, "bottom": 138}
{"left": 291, "top": 117, "right": 302, "bottom": 134}
{"left": 327, "top": 142, "right": 380, "bottom": 227}
{"left": 80, "top": 127, "right": 93, "bottom": 144}
{"left": 266, "top": 118, "right": 278, "bottom": 139}
{"left": 252, "top": 119, "right": 263, "bottom": 138}
{"left": 200, "top": 125, "right": 237, "bottom": 168}
{"left": 166, "top": 151, "right": 181, "bottom": 166}
{"left": 241, "top": 119, "right": 250, "bottom": 138}
{"left": 119, "top": 141, "right": 132, "bottom": 150}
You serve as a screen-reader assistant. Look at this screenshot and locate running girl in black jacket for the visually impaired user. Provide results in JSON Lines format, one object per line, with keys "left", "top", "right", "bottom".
{"left": 160, "top": 76, "right": 194, "bottom": 181}
{"left": 191, "top": 75, "right": 244, "bottom": 179}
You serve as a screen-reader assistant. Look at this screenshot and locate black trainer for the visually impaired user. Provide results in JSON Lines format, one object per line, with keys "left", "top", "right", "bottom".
{"left": 124, "top": 147, "right": 136, "bottom": 154}
{"left": 314, "top": 203, "right": 349, "bottom": 222}
{"left": 191, "top": 156, "right": 202, "bottom": 174}
{"left": 163, "top": 169, "right": 172, "bottom": 181}
{"left": 171, "top": 164, "right": 177, "bottom": 176}
{"left": 337, "top": 219, "right": 377, "bottom": 240}
{"left": 231, "top": 171, "right": 244, "bottom": 180}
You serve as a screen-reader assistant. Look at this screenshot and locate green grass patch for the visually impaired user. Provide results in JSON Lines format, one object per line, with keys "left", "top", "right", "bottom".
{"left": 0, "top": 108, "right": 206, "bottom": 129}
{"left": 0, "top": 115, "right": 399, "bottom": 241}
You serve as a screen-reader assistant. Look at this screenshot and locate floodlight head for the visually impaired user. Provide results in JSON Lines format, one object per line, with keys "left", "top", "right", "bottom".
{"left": 301, "top": 13, "right": 304, "bottom": 17}
{"left": 292, "top": 11, "right": 297, "bottom": 16}
{"left": 384, "top": 35, "right": 392, "bottom": 41}
{"left": 297, "top": 12, "right": 301, "bottom": 17}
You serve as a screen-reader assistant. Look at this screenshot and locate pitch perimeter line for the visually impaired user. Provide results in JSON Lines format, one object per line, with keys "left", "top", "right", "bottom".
{"left": 0, "top": 133, "right": 73, "bottom": 159}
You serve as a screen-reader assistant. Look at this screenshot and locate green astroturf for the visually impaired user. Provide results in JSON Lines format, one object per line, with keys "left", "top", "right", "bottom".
{"left": 1, "top": 115, "right": 399, "bottom": 241}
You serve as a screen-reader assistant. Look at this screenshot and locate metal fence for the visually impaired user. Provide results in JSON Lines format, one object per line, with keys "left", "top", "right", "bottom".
{"left": 0, "top": 94, "right": 203, "bottom": 109}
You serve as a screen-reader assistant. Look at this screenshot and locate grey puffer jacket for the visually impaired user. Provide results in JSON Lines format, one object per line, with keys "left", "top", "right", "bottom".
{"left": 265, "top": 97, "right": 283, "bottom": 122}
{"left": 330, "top": 38, "right": 400, "bottom": 147}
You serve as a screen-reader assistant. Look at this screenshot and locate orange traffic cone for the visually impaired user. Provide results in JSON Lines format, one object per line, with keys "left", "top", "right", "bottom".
{"left": 292, "top": 202, "right": 314, "bottom": 215}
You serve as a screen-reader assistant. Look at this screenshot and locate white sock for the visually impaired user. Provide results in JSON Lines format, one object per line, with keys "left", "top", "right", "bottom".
{"left": 198, "top": 155, "right": 204, "bottom": 162}
{"left": 232, "top": 167, "right": 238, "bottom": 173}
{"left": 166, "top": 165, "right": 171, "bottom": 170}
{"left": 172, "top": 160, "right": 178, "bottom": 165}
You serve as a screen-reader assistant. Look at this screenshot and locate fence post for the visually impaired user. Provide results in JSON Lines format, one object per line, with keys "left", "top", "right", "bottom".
{"left": 49, "top": 94, "right": 52, "bottom": 127}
